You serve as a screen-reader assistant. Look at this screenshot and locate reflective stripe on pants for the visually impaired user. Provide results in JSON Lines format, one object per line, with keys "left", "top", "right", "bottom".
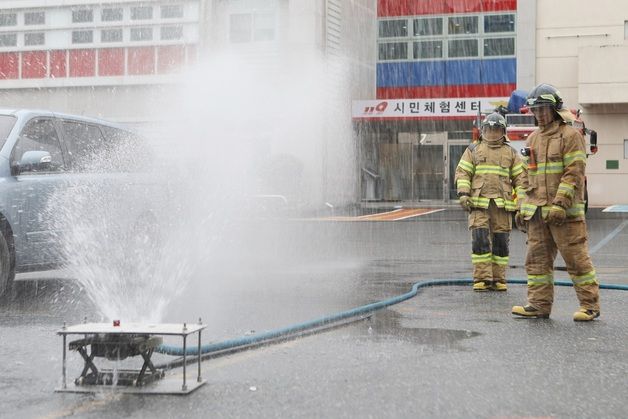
{"left": 469, "top": 200, "right": 512, "bottom": 282}
{"left": 524, "top": 209, "right": 600, "bottom": 312}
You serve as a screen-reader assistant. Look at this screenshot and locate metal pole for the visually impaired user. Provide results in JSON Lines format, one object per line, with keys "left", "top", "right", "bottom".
{"left": 182, "top": 335, "right": 187, "bottom": 391}
{"left": 62, "top": 334, "right": 67, "bottom": 389}
{"left": 197, "top": 330, "right": 202, "bottom": 383}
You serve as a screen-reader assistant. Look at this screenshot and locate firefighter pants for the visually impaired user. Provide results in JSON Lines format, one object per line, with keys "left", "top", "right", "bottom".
{"left": 468, "top": 200, "right": 512, "bottom": 283}
{"left": 524, "top": 209, "right": 600, "bottom": 314}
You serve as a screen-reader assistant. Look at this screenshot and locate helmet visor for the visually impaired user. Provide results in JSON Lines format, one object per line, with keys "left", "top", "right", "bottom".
{"left": 526, "top": 93, "right": 558, "bottom": 108}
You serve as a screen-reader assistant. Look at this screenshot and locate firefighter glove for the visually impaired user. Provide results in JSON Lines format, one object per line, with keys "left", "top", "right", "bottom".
{"left": 546, "top": 205, "right": 566, "bottom": 226}
{"left": 515, "top": 211, "right": 527, "bottom": 233}
{"left": 458, "top": 194, "right": 472, "bottom": 211}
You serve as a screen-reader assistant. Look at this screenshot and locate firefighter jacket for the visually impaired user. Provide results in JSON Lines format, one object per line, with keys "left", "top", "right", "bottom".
{"left": 455, "top": 137, "right": 527, "bottom": 212}
{"left": 519, "top": 120, "right": 587, "bottom": 221}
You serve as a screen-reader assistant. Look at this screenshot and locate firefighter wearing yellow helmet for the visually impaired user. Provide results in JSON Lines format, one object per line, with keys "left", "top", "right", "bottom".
{"left": 512, "top": 83, "right": 601, "bottom": 321}
{"left": 455, "top": 112, "right": 527, "bottom": 291}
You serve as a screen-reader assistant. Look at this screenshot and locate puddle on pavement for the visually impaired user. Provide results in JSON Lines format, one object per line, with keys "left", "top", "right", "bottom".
{"left": 359, "top": 309, "right": 480, "bottom": 349}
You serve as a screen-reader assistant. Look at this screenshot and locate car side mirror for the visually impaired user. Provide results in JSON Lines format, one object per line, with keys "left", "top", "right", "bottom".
{"left": 11, "top": 150, "right": 53, "bottom": 175}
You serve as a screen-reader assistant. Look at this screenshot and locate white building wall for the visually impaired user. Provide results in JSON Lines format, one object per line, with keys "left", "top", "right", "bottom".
{"left": 0, "top": 0, "right": 376, "bottom": 205}
{"left": 0, "top": 0, "right": 201, "bottom": 123}
{"left": 536, "top": 0, "right": 628, "bottom": 206}
{"left": 515, "top": 0, "right": 536, "bottom": 91}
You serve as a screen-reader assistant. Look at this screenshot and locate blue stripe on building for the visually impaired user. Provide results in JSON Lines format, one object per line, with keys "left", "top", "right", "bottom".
{"left": 377, "top": 58, "right": 516, "bottom": 88}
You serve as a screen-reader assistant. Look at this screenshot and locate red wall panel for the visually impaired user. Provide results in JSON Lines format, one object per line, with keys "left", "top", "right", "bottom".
{"left": 98, "top": 48, "right": 125, "bottom": 76}
{"left": 0, "top": 52, "right": 19, "bottom": 79}
{"left": 21, "top": 51, "right": 47, "bottom": 79}
{"left": 69, "top": 49, "right": 96, "bottom": 77}
{"left": 50, "top": 50, "right": 67, "bottom": 78}
{"left": 157, "top": 45, "right": 185, "bottom": 74}
{"left": 378, "top": 0, "right": 517, "bottom": 17}
{"left": 128, "top": 47, "right": 155, "bottom": 75}
{"left": 377, "top": 83, "right": 516, "bottom": 99}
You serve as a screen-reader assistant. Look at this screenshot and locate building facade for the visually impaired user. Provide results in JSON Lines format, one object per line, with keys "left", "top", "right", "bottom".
{"left": 354, "top": 0, "right": 530, "bottom": 202}
{"left": 354, "top": 0, "right": 628, "bottom": 207}
{"left": 0, "top": 0, "right": 377, "bottom": 206}
{"left": 535, "top": 0, "right": 628, "bottom": 206}
{"left": 0, "top": 0, "right": 201, "bottom": 124}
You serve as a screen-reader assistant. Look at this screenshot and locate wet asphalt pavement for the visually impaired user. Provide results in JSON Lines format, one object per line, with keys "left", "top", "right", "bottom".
{"left": 1, "top": 207, "right": 627, "bottom": 418}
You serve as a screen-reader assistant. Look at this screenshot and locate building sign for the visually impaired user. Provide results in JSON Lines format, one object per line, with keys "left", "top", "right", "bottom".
{"left": 352, "top": 97, "right": 508, "bottom": 119}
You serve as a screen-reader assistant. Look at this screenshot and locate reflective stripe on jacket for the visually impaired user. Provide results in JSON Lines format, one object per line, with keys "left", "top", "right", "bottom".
{"left": 455, "top": 138, "right": 527, "bottom": 212}
{"left": 519, "top": 121, "right": 587, "bottom": 221}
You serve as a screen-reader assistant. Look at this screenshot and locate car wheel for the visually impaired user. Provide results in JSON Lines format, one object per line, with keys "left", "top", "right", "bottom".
{"left": 0, "top": 232, "right": 14, "bottom": 298}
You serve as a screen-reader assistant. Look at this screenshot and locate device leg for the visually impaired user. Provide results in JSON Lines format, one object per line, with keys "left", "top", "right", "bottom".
{"left": 197, "top": 330, "right": 202, "bottom": 382}
{"left": 62, "top": 335, "right": 67, "bottom": 389}
{"left": 182, "top": 335, "right": 187, "bottom": 391}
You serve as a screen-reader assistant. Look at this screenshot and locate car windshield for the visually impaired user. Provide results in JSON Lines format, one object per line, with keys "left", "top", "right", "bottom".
{"left": 0, "top": 115, "right": 17, "bottom": 150}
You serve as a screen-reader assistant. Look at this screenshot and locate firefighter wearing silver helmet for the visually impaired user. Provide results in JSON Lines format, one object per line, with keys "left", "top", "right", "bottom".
{"left": 455, "top": 112, "right": 527, "bottom": 291}
{"left": 512, "top": 83, "right": 600, "bottom": 321}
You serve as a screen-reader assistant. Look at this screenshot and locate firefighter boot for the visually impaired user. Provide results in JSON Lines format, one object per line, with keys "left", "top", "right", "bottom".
{"left": 512, "top": 304, "right": 550, "bottom": 319}
{"left": 573, "top": 308, "right": 600, "bottom": 322}
{"left": 492, "top": 282, "right": 507, "bottom": 291}
{"left": 473, "top": 281, "right": 491, "bottom": 292}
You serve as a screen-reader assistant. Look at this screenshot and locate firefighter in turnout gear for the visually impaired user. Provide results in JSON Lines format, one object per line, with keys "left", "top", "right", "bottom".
{"left": 455, "top": 112, "right": 527, "bottom": 292}
{"left": 512, "top": 83, "right": 601, "bottom": 321}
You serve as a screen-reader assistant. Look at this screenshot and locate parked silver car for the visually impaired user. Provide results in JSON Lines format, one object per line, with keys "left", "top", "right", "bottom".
{"left": 0, "top": 109, "right": 158, "bottom": 297}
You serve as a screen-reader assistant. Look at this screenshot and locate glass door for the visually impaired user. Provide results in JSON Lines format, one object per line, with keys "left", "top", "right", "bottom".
{"left": 447, "top": 141, "right": 470, "bottom": 200}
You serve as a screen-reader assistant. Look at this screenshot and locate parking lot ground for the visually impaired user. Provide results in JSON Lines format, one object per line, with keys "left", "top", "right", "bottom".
{"left": 1, "top": 208, "right": 627, "bottom": 418}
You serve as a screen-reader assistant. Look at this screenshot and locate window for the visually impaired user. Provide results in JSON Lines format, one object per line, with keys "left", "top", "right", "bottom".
{"left": 229, "top": 13, "right": 276, "bottom": 43}
{"left": 101, "top": 8, "right": 123, "bottom": 22}
{"left": 101, "top": 126, "right": 148, "bottom": 171}
{"left": 72, "top": 30, "right": 93, "bottom": 44}
{"left": 0, "top": 116, "right": 16, "bottom": 150}
{"left": 253, "top": 13, "right": 275, "bottom": 41}
{"left": 448, "top": 16, "right": 478, "bottom": 35}
{"left": 72, "top": 9, "right": 94, "bottom": 23}
{"left": 62, "top": 121, "right": 107, "bottom": 172}
{"left": 13, "top": 119, "right": 65, "bottom": 173}
{"left": 484, "top": 14, "right": 515, "bottom": 33}
{"left": 484, "top": 37, "right": 515, "bottom": 56}
{"left": 625, "top": 21, "right": 628, "bottom": 39}
{"left": 378, "top": 42, "right": 407, "bottom": 60}
{"left": 625, "top": 139, "right": 628, "bottom": 159}
{"left": 161, "top": 5, "right": 184, "bottom": 19}
{"left": 0, "top": 33, "right": 17, "bottom": 47}
{"left": 0, "top": 13, "right": 17, "bottom": 27}
{"left": 230, "top": 13, "right": 252, "bottom": 42}
{"left": 378, "top": 19, "right": 407, "bottom": 38}
{"left": 24, "top": 11, "right": 45, "bottom": 25}
{"left": 25, "top": 32, "right": 45, "bottom": 46}
{"left": 161, "top": 26, "right": 183, "bottom": 40}
{"left": 131, "top": 6, "right": 153, "bottom": 20}
{"left": 130, "top": 27, "right": 153, "bottom": 41}
{"left": 413, "top": 18, "right": 442, "bottom": 36}
{"left": 448, "top": 39, "right": 478, "bottom": 57}
{"left": 101, "top": 28, "right": 123, "bottom": 43}
{"left": 506, "top": 114, "right": 536, "bottom": 127}
{"left": 413, "top": 40, "right": 442, "bottom": 59}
